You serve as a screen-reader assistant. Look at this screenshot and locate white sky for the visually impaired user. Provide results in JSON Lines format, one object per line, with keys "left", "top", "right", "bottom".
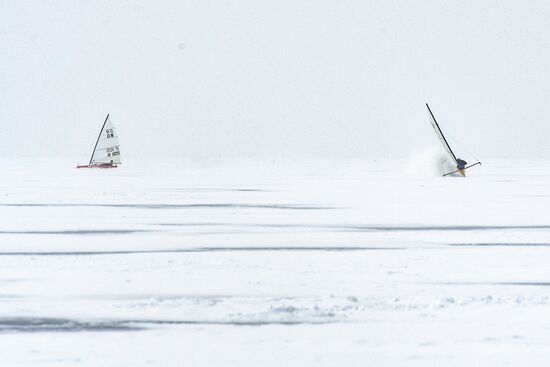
{"left": 2, "top": 0, "right": 550, "bottom": 159}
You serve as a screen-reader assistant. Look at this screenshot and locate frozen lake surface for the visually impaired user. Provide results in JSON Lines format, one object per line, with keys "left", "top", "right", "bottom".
{"left": 1, "top": 157, "right": 550, "bottom": 366}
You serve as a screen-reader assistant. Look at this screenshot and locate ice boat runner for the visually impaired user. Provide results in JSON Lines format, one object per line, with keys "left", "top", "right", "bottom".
{"left": 426, "top": 103, "right": 480, "bottom": 177}
{"left": 77, "top": 114, "right": 121, "bottom": 168}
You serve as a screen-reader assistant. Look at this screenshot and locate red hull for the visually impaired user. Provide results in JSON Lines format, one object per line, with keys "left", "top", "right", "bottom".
{"left": 76, "top": 164, "right": 118, "bottom": 169}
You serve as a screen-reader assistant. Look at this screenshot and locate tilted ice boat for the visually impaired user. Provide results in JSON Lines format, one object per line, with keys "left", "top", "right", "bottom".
{"left": 426, "top": 103, "right": 480, "bottom": 177}
{"left": 77, "top": 114, "right": 121, "bottom": 168}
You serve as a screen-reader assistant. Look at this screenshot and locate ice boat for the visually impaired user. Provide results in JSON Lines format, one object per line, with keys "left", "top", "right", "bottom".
{"left": 77, "top": 114, "right": 121, "bottom": 168}
{"left": 426, "top": 103, "right": 480, "bottom": 177}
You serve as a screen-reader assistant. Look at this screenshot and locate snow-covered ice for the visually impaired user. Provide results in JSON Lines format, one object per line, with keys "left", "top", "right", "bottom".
{"left": 1, "top": 157, "right": 550, "bottom": 366}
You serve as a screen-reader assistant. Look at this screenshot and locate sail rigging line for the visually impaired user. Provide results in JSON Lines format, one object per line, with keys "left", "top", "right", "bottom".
{"left": 425, "top": 103, "right": 458, "bottom": 164}
{"left": 446, "top": 134, "right": 482, "bottom": 165}
{"left": 89, "top": 113, "right": 110, "bottom": 166}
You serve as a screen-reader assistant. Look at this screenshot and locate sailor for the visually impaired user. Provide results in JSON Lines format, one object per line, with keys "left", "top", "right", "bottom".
{"left": 456, "top": 158, "right": 467, "bottom": 170}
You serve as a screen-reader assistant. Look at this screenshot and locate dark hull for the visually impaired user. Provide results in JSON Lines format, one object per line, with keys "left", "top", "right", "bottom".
{"left": 76, "top": 164, "right": 118, "bottom": 169}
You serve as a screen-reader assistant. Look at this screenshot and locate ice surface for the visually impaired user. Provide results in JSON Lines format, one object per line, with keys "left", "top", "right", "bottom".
{"left": 1, "top": 157, "right": 550, "bottom": 366}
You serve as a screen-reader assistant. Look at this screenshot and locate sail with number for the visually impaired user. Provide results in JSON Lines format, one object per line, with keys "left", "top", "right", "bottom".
{"left": 425, "top": 103, "right": 480, "bottom": 177}
{"left": 77, "top": 114, "right": 121, "bottom": 168}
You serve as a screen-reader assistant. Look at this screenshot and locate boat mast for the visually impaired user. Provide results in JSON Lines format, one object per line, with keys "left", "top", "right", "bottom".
{"left": 425, "top": 103, "right": 457, "bottom": 162}
{"left": 89, "top": 113, "right": 110, "bottom": 166}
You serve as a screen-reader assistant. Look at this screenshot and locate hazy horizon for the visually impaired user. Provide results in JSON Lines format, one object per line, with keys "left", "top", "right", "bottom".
{"left": 3, "top": 1, "right": 550, "bottom": 160}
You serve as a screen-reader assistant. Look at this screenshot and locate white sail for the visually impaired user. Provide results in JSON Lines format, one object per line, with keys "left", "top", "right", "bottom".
{"left": 90, "top": 116, "right": 121, "bottom": 164}
{"left": 426, "top": 104, "right": 457, "bottom": 164}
